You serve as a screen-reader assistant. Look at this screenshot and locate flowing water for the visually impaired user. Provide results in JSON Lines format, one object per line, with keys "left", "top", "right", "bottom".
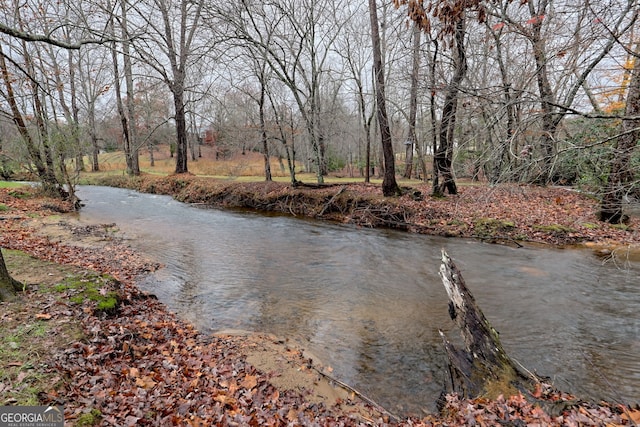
{"left": 76, "top": 185, "right": 640, "bottom": 415}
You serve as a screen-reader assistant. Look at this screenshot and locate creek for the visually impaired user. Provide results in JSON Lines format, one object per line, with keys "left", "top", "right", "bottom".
{"left": 76, "top": 185, "right": 639, "bottom": 416}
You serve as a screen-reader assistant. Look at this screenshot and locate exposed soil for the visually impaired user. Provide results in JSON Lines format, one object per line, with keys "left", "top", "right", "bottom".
{"left": 1, "top": 181, "right": 639, "bottom": 426}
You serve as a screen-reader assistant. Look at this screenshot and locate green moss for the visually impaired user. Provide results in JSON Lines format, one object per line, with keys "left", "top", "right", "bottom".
{"left": 611, "top": 223, "right": 630, "bottom": 231}
{"left": 70, "top": 296, "right": 84, "bottom": 304}
{"left": 56, "top": 273, "right": 120, "bottom": 314}
{"left": 0, "top": 204, "right": 8, "bottom": 212}
{"left": 54, "top": 283, "right": 70, "bottom": 292}
{"left": 8, "top": 190, "right": 31, "bottom": 199}
{"left": 582, "top": 222, "right": 600, "bottom": 229}
{"left": 96, "top": 296, "right": 118, "bottom": 311}
{"left": 76, "top": 409, "right": 102, "bottom": 426}
{"left": 473, "top": 218, "right": 516, "bottom": 237}
{"left": 480, "top": 364, "right": 524, "bottom": 400}
{"left": 533, "top": 224, "right": 575, "bottom": 233}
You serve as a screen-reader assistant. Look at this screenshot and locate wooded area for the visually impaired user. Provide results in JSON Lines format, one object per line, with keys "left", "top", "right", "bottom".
{"left": 0, "top": 0, "right": 638, "bottom": 221}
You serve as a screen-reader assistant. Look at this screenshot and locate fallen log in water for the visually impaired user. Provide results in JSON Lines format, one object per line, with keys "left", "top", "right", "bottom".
{"left": 438, "top": 249, "right": 537, "bottom": 402}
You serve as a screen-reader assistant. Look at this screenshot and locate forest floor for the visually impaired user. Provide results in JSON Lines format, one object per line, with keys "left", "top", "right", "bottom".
{"left": 1, "top": 177, "right": 639, "bottom": 426}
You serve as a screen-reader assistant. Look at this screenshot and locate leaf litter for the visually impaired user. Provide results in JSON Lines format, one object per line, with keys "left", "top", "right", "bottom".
{"left": 1, "top": 185, "right": 638, "bottom": 425}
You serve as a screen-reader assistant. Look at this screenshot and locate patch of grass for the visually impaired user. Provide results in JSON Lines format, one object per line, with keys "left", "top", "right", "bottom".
{"left": 0, "top": 181, "right": 27, "bottom": 189}
{"left": 0, "top": 319, "right": 77, "bottom": 405}
{"left": 0, "top": 203, "right": 8, "bottom": 211}
{"left": 0, "top": 251, "right": 88, "bottom": 406}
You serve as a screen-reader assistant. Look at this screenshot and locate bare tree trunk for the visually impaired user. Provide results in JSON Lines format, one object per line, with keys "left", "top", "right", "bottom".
{"left": 365, "top": 119, "right": 372, "bottom": 183}
{"left": 529, "top": 2, "right": 556, "bottom": 185}
{"left": 90, "top": 107, "right": 100, "bottom": 172}
{"left": 259, "top": 72, "right": 272, "bottom": 181}
{"left": 349, "top": 62, "right": 373, "bottom": 184}
{"left": 429, "top": 40, "right": 439, "bottom": 183}
{"left": 433, "top": 16, "right": 465, "bottom": 196}
{"left": 369, "top": 0, "right": 400, "bottom": 197}
{"left": 173, "top": 77, "right": 189, "bottom": 174}
{"left": 404, "top": 23, "right": 421, "bottom": 179}
{"left": 25, "top": 44, "right": 62, "bottom": 197}
{"left": 120, "top": 0, "right": 140, "bottom": 176}
{"left": 487, "top": 22, "right": 516, "bottom": 184}
{"left": 160, "top": 0, "right": 202, "bottom": 175}
{"left": 267, "top": 95, "right": 296, "bottom": 184}
{"left": 107, "top": 3, "right": 131, "bottom": 173}
{"left": 0, "top": 249, "right": 22, "bottom": 302}
{"left": 289, "top": 108, "right": 297, "bottom": 184}
{"left": 599, "top": 49, "right": 640, "bottom": 223}
{"left": 68, "top": 50, "right": 84, "bottom": 173}
{"left": 148, "top": 142, "right": 155, "bottom": 167}
{"left": 414, "top": 136, "right": 428, "bottom": 182}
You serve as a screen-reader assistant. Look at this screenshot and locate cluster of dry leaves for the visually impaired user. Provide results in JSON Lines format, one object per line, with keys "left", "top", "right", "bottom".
{"left": 1, "top": 184, "right": 639, "bottom": 426}
{"left": 52, "top": 283, "right": 389, "bottom": 426}
{"left": 0, "top": 189, "right": 159, "bottom": 282}
{"left": 399, "top": 184, "right": 640, "bottom": 246}
{"left": 439, "top": 393, "right": 639, "bottom": 427}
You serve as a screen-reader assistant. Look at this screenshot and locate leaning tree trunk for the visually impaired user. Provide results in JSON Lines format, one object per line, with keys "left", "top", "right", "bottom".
{"left": 0, "top": 249, "right": 23, "bottom": 302}
{"left": 438, "top": 250, "right": 535, "bottom": 400}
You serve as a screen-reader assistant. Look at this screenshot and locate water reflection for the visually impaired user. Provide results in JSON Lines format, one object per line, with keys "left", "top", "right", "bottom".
{"left": 77, "top": 186, "right": 640, "bottom": 415}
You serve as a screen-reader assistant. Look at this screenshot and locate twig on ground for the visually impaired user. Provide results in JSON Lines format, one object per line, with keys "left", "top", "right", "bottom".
{"left": 311, "top": 366, "right": 401, "bottom": 422}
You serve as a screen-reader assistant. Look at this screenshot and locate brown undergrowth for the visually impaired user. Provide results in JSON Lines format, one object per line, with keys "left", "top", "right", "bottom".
{"left": 90, "top": 174, "right": 640, "bottom": 249}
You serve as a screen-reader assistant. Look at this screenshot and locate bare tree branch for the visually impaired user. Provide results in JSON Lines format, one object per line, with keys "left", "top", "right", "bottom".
{"left": 0, "top": 22, "right": 110, "bottom": 49}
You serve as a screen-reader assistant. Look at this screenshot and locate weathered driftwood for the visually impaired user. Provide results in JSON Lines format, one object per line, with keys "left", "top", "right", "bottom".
{"left": 438, "top": 249, "right": 535, "bottom": 401}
